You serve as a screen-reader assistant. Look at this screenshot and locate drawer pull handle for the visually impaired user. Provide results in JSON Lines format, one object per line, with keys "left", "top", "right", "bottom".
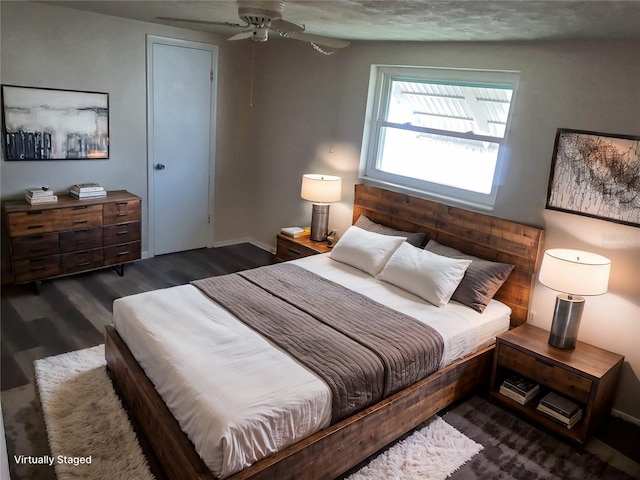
{"left": 117, "top": 251, "right": 130, "bottom": 256}
{"left": 30, "top": 266, "right": 46, "bottom": 272}
{"left": 535, "top": 357, "right": 555, "bottom": 367}
{"left": 27, "top": 225, "right": 44, "bottom": 230}
{"left": 73, "top": 220, "right": 88, "bottom": 224}
{"left": 27, "top": 211, "right": 43, "bottom": 215}
{"left": 29, "top": 248, "right": 45, "bottom": 253}
{"left": 74, "top": 229, "right": 88, "bottom": 233}
{"left": 77, "top": 262, "right": 90, "bottom": 267}
{"left": 116, "top": 202, "right": 128, "bottom": 205}
{"left": 77, "top": 239, "right": 89, "bottom": 243}
{"left": 288, "top": 248, "right": 302, "bottom": 255}
{"left": 116, "top": 213, "right": 129, "bottom": 217}
{"left": 117, "top": 230, "right": 129, "bottom": 235}
{"left": 28, "top": 234, "right": 45, "bottom": 239}
{"left": 73, "top": 206, "right": 87, "bottom": 210}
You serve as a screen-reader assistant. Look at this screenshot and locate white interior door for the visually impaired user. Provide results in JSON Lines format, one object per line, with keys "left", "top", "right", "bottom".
{"left": 147, "top": 36, "right": 217, "bottom": 256}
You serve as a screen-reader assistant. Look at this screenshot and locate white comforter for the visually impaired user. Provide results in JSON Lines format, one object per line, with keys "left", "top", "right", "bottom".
{"left": 113, "top": 253, "right": 510, "bottom": 478}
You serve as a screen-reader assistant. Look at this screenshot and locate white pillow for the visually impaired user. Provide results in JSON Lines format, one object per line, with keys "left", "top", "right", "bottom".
{"left": 329, "top": 226, "right": 406, "bottom": 276}
{"left": 377, "top": 242, "right": 472, "bottom": 307}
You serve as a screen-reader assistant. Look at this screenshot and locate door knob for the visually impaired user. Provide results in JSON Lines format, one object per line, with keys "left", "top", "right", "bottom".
{"left": 154, "top": 163, "right": 166, "bottom": 170}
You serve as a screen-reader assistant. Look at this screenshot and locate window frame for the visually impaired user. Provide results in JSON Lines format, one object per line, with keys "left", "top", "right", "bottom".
{"left": 359, "top": 65, "right": 520, "bottom": 210}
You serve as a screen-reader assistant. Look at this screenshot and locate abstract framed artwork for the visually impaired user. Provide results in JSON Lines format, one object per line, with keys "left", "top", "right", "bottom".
{"left": 546, "top": 128, "right": 640, "bottom": 227}
{"left": 1, "top": 85, "right": 109, "bottom": 160}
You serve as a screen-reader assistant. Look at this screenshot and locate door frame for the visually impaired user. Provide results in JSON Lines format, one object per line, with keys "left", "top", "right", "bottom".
{"left": 146, "top": 35, "right": 218, "bottom": 258}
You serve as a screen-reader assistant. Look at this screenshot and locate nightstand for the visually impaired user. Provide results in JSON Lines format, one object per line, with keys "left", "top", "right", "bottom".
{"left": 490, "top": 324, "right": 623, "bottom": 446}
{"left": 275, "top": 233, "right": 332, "bottom": 261}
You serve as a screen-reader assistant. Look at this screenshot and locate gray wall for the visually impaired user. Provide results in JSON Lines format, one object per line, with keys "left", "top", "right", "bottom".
{"left": 2, "top": 2, "right": 639, "bottom": 420}
{"left": 246, "top": 40, "right": 640, "bottom": 420}
{"left": 0, "top": 1, "right": 255, "bottom": 254}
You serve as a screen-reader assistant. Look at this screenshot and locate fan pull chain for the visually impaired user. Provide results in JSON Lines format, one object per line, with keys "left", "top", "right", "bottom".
{"left": 249, "top": 42, "right": 255, "bottom": 107}
{"left": 311, "top": 42, "right": 336, "bottom": 56}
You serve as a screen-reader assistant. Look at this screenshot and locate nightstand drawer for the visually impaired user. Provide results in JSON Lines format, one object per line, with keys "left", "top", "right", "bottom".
{"left": 498, "top": 344, "right": 592, "bottom": 403}
{"left": 277, "top": 237, "right": 318, "bottom": 261}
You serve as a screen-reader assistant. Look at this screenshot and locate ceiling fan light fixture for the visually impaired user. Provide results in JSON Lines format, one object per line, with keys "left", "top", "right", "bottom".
{"left": 252, "top": 27, "right": 269, "bottom": 42}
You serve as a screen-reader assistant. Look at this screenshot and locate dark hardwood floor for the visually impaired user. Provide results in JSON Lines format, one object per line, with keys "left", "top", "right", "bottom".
{"left": 1, "top": 243, "right": 277, "bottom": 392}
{"left": 1, "top": 243, "right": 638, "bottom": 479}
{"left": 1, "top": 243, "right": 277, "bottom": 480}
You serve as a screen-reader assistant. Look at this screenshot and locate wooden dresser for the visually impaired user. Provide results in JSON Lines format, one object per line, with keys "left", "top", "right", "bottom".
{"left": 3, "top": 190, "right": 141, "bottom": 286}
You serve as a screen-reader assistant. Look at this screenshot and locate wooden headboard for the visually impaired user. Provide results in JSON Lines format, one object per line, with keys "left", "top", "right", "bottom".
{"left": 353, "top": 185, "right": 545, "bottom": 326}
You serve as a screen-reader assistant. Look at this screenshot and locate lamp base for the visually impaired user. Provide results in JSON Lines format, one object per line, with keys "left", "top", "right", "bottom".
{"left": 548, "top": 294, "right": 585, "bottom": 350}
{"left": 310, "top": 204, "right": 330, "bottom": 241}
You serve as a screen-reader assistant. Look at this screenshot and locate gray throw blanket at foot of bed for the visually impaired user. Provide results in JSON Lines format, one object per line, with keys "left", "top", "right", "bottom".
{"left": 192, "top": 263, "right": 444, "bottom": 422}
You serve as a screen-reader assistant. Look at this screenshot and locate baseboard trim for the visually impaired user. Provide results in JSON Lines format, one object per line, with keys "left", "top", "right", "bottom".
{"left": 213, "top": 237, "right": 276, "bottom": 255}
{"left": 612, "top": 408, "right": 640, "bottom": 427}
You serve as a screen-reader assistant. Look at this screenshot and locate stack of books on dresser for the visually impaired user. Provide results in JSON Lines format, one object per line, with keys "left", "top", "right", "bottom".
{"left": 25, "top": 187, "right": 58, "bottom": 205}
{"left": 536, "top": 391, "right": 583, "bottom": 429}
{"left": 499, "top": 374, "right": 540, "bottom": 405}
{"left": 69, "top": 183, "right": 106, "bottom": 199}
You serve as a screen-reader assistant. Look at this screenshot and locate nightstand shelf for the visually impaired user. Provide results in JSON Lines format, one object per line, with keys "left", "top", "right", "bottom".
{"left": 275, "top": 233, "right": 331, "bottom": 261}
{"left": 490, "top": 324, "right": 623, "bottom": 446}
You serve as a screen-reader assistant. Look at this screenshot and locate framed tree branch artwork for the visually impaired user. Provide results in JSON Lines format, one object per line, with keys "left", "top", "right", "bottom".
{"left": 546, "top": 128, "right": 640, "bottom": 227}
{"left": 1, "top": 85, "right": 109, "bottom": 160}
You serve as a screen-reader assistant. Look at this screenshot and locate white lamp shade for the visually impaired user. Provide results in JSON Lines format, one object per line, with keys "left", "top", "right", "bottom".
{"left": 301, "top": 174, "right": 342, "bottom": 203}
{"left": 539, "top": 248, "right": 611, "bottom": 296}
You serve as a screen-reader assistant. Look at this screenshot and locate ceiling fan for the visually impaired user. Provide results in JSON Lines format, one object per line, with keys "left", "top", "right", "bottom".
{"left": 158, "top": 0, "right": 350, "bottom": 52}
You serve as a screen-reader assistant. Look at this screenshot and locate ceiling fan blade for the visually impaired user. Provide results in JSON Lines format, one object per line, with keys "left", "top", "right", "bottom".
{"left": 228, "top": 30, "right": 256, "bottom": 41}
{"left": 270, "top": 19, "right": 305, "bottom": 34}
{"left": 156, "top": 17, "right": 246, "bottom": 28}
{"left": 284, "top": 31, "right": 350, "bottom": 49}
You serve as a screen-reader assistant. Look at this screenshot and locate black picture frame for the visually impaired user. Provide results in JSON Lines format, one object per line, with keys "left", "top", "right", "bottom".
{"left": 1, "top": 85, "right": 109, "bottom": 161}
{"left": 546, "top": 128, "right": 640, "bottom": 227}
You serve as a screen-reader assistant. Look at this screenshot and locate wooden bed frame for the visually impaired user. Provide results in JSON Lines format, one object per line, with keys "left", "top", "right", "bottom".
{"left": 105, "top": 185, "right": 545, "bottom": 480}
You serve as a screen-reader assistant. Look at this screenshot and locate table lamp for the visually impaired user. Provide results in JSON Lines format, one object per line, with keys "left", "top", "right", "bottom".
{"left": 301, "top": 174, "right": 342, "bottom": 241}
{"left": 538, "top": 248, "right": 611, "bottom": 350}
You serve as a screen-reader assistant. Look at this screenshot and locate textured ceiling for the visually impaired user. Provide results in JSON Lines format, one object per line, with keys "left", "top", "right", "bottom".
{"left": 41, "top": 0, "right": 640, "bottom": 42}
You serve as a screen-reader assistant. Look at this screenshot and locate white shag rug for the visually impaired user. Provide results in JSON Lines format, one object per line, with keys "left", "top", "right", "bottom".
{"left": 34, "top": 345, "right": 154, "bottom": 480}
{"left": 345, "top": 416, "right": 483, "bottom": 480}
{"left": 35, "top": 345, "right": 482, "bottom": 480}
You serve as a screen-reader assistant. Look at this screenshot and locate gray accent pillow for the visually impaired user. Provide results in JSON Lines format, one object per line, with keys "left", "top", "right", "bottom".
{"left": 424, "top": 239, "right": 515, "bottom": 313}
{"left": 354, "top": 215, "right": 426, "bottom": 247}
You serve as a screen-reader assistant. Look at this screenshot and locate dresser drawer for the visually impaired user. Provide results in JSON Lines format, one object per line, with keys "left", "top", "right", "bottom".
{"left": 7, "top": 209, "right": 61, "bottom": 236}
{"left": 104, "top": 200, "right": 141, "bottom": 225}
{"left": 59, "top": 205, "right": 103, "bottom": 231}
{"left": 497, "top": 343, "right": 592, "bottom": 403}
{"left": 13, "top": 255, "right": 61, "bottom": 283}
{"left": 59, "top": 227, "right": 103, "bottom": 253}
{"left": 103, "top": 222, "right": 141, "bottom": 247}
{"left": 104, "top": 241, "right": 141, "bottom": 265}
{"left": 61, "top": 249, "right": 104, "bottom": 274}
{"left": 11, "top": 232, "right": 59, "bottom": 260}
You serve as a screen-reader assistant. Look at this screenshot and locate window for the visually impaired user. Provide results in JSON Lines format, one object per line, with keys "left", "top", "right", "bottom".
{"left": 360, "top": 66, "right": 520, "bottom": 210}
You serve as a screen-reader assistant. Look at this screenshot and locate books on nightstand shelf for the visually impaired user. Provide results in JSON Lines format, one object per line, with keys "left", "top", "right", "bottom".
{"left": 69, "top": 183, "right": 106, "bottom": 199}
{"left": 24, "top": 187, "right": 58, "bottom": 205}
{"left": 499, "top": 374, "right": 540, "bottom": 405}
{"left": 536, "top": 392, "right": 583, "bottom": 429}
